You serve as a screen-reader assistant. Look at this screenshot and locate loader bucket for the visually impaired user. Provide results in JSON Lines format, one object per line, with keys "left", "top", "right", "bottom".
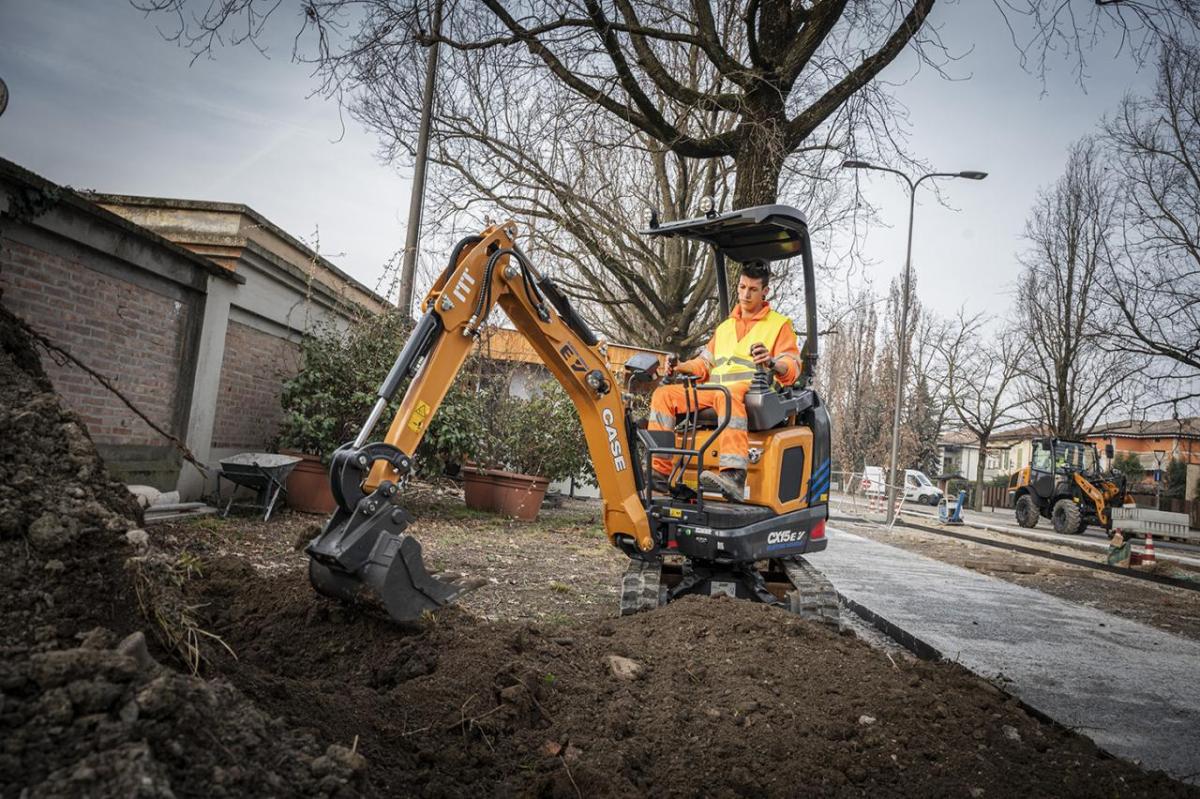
{"left": 305, "top": 483, "right": 483, "bottom": 622}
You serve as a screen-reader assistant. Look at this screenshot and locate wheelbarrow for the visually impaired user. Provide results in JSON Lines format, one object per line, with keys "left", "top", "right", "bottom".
{"left": 215, "top": 453, "right": 302, "bottom": 521}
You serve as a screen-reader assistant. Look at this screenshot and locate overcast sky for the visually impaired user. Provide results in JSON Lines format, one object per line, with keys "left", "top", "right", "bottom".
{"left": 0, "top": 1, "right": 1156, "bottom": 324}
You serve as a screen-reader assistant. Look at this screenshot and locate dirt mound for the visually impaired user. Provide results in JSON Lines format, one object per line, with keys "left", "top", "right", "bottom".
{"left": 0, "top": 304, "right": 362, "bottom": 798}
{"left": 187, "top": 554, "right": 1197, "bottom": 798}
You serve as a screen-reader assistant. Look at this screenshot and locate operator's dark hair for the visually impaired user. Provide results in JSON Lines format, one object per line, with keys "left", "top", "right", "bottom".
{"left": 739, "top": 260, "right": 771, "bottom": 288}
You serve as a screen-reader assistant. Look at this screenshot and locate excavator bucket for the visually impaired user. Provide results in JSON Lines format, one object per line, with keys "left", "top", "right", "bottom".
{"left": 306, "top": 480, "right": 485, "bottom": 622}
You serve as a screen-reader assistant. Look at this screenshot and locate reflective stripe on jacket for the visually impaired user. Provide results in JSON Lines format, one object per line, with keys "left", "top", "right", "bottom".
{"left": 708, "top": 309, "right": 791, "bottom": 386}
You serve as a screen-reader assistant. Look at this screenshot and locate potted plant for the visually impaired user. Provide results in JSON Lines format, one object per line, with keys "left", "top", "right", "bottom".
{"left": 463, "top": 378, "right": 594, "bottom": 521}
{"left": 276, "top": 311, "right": 412, "bottom": 513}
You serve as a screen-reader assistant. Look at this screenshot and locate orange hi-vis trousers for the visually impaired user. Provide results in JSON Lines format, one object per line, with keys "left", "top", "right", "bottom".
{"left": 649, "top": 382, "right": 751, "bottom": 475}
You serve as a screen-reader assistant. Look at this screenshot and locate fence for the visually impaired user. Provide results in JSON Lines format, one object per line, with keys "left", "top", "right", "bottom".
{"left": 829, "top": 471, "right": 909, "bottom": 530}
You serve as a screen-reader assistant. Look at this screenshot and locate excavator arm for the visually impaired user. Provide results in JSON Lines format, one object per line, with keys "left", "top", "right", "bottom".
{"left": 306, "top": 221, "right": 653, "bottom": 622}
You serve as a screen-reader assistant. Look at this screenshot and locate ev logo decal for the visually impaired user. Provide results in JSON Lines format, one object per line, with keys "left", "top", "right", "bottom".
{"left": 559, "top": 343, "right": 588, "bottom": 373}
{"left": 601, "top": 408, "right": 627, "bottom": 471}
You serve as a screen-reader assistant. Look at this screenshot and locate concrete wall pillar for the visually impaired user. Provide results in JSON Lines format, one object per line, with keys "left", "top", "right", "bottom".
{"left": 176, "top": 274, "right": 235, "bottom": 500}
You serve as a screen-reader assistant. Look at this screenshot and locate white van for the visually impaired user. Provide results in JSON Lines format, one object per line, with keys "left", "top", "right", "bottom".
{"left": 862, "top": 467, "right": 943, "bottom": 506}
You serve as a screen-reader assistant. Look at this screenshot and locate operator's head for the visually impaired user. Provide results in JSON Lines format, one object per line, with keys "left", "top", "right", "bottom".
{"left": 737, "top": 261, "right": 771, "bottom": 314}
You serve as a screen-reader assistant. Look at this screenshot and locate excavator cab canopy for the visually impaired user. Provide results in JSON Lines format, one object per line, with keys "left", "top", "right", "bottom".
{"left": 642, "top": 204, "right": 819, "bottom": 381}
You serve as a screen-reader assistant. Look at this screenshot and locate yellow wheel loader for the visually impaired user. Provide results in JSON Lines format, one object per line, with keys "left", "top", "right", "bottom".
{"left": 305, "top": 205, "right": 837, "bottom": 624}
{"left": 1007, "top": 438, "right": 1132, "bottom": 535}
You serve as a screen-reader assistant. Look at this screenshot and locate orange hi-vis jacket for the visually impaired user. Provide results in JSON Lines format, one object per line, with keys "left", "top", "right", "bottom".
{"left": 679, "top": 302, "right": 802, "bottom": 386}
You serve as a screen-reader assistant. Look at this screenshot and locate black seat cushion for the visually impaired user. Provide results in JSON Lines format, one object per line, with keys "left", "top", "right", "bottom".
{"left": 675, "top": 408, "right": 721, "bottom": 428}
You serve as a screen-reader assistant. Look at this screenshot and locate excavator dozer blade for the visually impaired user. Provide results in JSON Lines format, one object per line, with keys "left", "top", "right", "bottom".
{"left": 305, "top": 485, "right": 484, "bottom": 623}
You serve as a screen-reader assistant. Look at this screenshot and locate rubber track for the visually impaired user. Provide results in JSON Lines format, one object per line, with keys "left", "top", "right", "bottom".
{"left": 782, "top": 556, "right": 841, "bottom": 627}
{"left": 619, "top": 559, "right": 662, "bottom": 616}
{"left": 894, "top": 518, "right": 1200, "bottom": 594}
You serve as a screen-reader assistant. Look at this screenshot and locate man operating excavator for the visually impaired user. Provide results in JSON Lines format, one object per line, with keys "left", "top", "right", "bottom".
{"left": 649, "top": 261, "right": 801, "bottom": 502}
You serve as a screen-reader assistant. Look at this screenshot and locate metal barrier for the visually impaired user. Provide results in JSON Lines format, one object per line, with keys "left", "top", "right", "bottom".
{"left": 828, "top": 470, "right": 908, "bottom": 531}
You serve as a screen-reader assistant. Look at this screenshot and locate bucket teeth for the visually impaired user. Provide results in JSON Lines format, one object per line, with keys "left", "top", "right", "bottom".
{"left": 306, "top": 485, "right": 483, "bottom": 622}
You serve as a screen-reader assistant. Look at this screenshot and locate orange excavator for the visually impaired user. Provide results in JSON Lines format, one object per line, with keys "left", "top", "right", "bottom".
{"left": 305, "top": 205, "right": 838, "bottom": 624}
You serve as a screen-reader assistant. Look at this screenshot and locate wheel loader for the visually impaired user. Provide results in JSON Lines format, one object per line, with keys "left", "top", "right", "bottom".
{"left": 1008, "top": 437, "right": 1132, "bottom": 535}
{"left": 304, "top": 204, "right": 838, "bottom": 625}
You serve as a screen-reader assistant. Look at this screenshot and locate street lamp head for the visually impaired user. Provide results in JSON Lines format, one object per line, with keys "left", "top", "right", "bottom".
{"left": 842, "top": 159, "right": 874, "bottom": 169}
{"left": 958, "top": 170, "right": 988, "bottom": 180}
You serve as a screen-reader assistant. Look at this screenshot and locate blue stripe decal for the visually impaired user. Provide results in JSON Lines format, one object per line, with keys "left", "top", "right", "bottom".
{"left": 804, "top": 459, "right": 832, "bottom": 502}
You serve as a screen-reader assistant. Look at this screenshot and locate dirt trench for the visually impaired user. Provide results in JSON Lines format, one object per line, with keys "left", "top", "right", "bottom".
{"left": 2, "top": 299, "right": 1198, "bottom": 798}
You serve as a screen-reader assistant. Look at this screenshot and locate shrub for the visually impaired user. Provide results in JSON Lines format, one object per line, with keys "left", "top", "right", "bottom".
{"left": 276, "top": 310, "right": 484, "bottom": 476}
{"left": 1113, "top": 452, "right": 1145, "bottom": 482}
{"left": 472, "top": 377, "right": 595, "bottom": 485}
{"left": 1166, "top": 457, "right": 1188, "bottom": 499}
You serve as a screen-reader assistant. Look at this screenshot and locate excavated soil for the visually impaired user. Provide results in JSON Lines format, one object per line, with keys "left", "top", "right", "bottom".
{"left": 0, "top": 304, "right": 364, "bottom": 798}
{"left": 2, "top": 299, "right": 1199, "bottom": 797}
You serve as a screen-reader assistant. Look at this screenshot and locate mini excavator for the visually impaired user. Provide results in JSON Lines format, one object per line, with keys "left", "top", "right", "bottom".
{"left": 305, "top": 205, "right": 838, "bottom": 625}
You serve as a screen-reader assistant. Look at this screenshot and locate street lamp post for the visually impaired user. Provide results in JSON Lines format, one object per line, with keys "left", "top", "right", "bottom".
{"left": 842, "top": 159, "right": 987, "bottom": 524}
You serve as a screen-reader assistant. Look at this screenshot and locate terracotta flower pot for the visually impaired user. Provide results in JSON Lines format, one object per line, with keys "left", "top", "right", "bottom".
{"left": 462, "top": 467, "right": 549, "bottom": 521}
{"left": 281, "top": 450, "right": 336, "bottom": 515}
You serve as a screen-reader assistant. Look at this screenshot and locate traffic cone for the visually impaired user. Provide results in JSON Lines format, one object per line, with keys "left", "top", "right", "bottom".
{"left": 1142, "top": 533, "right": 1157, "bottom": 566}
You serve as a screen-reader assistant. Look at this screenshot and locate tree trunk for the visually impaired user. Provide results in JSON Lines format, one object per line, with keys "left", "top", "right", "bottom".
{"left": 732, "top": 116, "right": 786, "bottom": 208}
{"left": 974, "top": 433, "right": 990, "bottom": 512}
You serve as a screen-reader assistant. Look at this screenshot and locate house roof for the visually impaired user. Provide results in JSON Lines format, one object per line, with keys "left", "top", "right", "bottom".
{"left": 1089, "top": 417, "right": 1200, "bottom": 441}
{"left": 0, "top": 157, "right": 243, "bottom": 285}
{"left": 938, "top": 430, "right": 977, "bottom": 446}
{"left": 86, "top": 192, "right": 389, "bottom": 312}
{"left": 475, "top": 327, "right": 668, "bottom": 370}
{"left": 938, "top": 424, "right": 1049, "bottom": 448}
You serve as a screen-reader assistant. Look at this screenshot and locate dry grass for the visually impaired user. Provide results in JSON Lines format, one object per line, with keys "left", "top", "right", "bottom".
{"left": 127, "top": 551, "right": 236, "bottom": 674}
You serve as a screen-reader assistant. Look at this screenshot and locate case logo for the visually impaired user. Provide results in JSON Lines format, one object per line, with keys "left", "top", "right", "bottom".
{"left": 601, "top": 408, "right": 627, "bottom": 471}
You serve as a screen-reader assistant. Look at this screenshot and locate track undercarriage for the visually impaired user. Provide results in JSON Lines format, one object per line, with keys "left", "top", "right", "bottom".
{"left": 620, "top": 555, "right": 840, "bottom": 626}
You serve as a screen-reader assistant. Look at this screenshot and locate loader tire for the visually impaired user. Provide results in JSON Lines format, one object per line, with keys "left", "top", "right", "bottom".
{"left": 1015, "top": 494, "right": 1040, "bottom": 528}
{"left": 1052, "top": 499, "right": 1083, "bottom": 535}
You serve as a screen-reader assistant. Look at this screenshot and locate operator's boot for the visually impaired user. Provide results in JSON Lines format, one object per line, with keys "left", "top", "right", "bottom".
{"left": 700, "top": 468, "right": 746, "bottom": 503}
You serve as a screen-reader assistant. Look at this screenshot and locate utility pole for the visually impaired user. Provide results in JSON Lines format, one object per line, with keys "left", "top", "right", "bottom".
{"left": 398, "top": 0, "right": 443, "bottom": 317}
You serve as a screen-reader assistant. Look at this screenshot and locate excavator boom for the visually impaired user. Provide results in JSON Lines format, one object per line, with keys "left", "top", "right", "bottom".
{"left": 306, "top": 222, "right": 653, "bottom": 621}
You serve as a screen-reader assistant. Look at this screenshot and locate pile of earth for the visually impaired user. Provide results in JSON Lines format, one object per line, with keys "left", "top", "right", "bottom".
{"left": 183, "top": 552, "right": 1198, "bottom": 798}
{"left": 0, "top": 304, "right": 364, "bottom": 798}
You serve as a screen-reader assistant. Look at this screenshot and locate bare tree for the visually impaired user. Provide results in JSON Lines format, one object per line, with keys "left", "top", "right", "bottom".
{"left": 937, "top": 310, "right": 1026, "bottom": 510}
{"left": 1016, "top": 137, "right": 1146, "bottom": 436}
{"left": 1102, "top": 38, "right": 1200, "bottom": 407}
{"left": 354, "top": 27, "right": 863, "bottom": 351}
{"left": 132, "top": 1, "right": 1200, "bottom": 355}
{"left": 994, "top": 0, "right": 1200, "bottom": 83}
{"left": 819, "top": 286, "right": 882, "bottom": 479}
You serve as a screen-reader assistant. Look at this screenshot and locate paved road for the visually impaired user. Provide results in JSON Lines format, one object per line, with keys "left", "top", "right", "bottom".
{"left": 830, "top": 492, "right": 1200, "bottom": 566}
{"left": 908, "top": 502, "right": 1200, "bottom": 554}
{"left": 819, "top": 524, "right": 1200, "bottom": 783}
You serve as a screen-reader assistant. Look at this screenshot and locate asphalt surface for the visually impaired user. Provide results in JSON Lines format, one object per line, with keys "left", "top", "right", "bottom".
{"left": 830, "top": 493, "right": 1200, "bottom": 567}
{"left": 905, "top": 502, "right": 1200, "bottom": 555}
{"left": 820, "top": 524, "right": 1200, "bottom": 784}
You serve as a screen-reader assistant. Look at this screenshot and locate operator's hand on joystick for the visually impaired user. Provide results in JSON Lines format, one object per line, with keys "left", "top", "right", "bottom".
{"left": 750, "top": 342, "right": 775, "bottom": 371}
{"left": 665, "top": 354, "right": 679, "bottom": 378}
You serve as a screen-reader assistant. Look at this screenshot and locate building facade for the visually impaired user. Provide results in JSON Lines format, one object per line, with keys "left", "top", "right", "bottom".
{"left": 0, "top": 158, "right": 387, "bottom": 500}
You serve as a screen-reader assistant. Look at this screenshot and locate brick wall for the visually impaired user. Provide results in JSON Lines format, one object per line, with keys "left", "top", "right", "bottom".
{"left": 211, "top": 320, "right": 300, "bottom": 450}
{"left": 0, "top": 237, "right": 193, "bottom": 446}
